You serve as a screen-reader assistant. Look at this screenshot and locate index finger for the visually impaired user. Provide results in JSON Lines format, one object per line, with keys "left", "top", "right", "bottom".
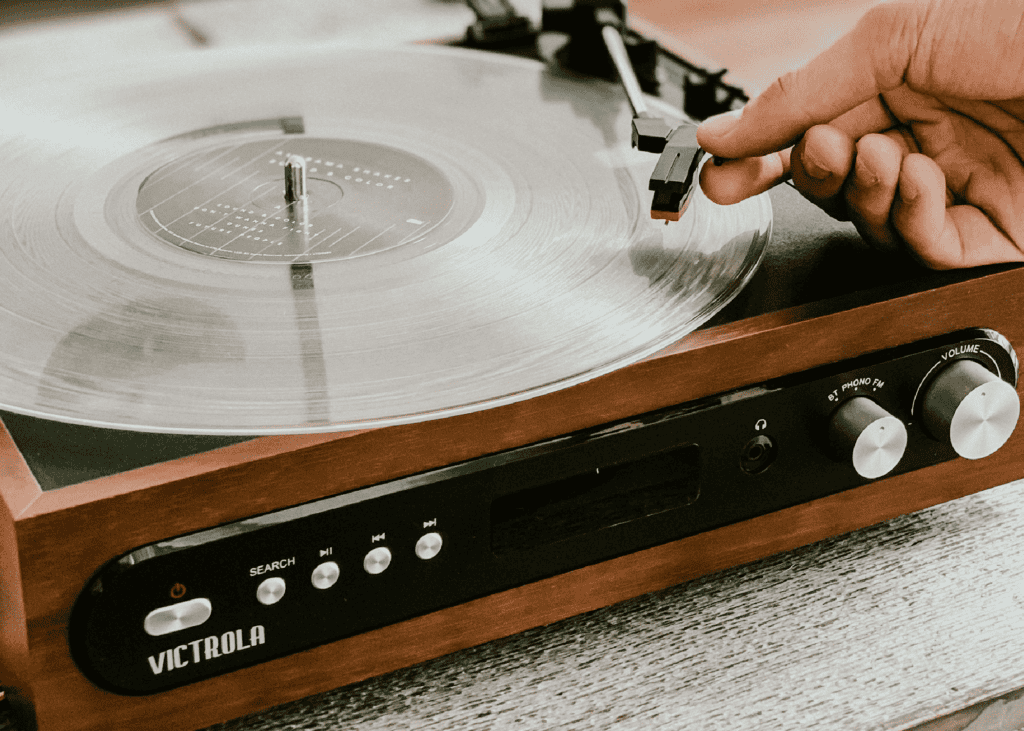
{"left": 696, "top": 1, "right": 924, "bottom": 158}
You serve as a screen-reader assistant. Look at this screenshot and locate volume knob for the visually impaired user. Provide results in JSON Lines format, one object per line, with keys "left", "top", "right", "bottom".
{"left": 829, "top": 397, "right": 908, "bottom": 479}
{"left": 921, "top": 359, "right": 1020, "bottom": 459}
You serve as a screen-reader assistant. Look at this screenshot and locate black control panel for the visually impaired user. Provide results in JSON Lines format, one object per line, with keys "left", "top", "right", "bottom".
{"left": 70, "top": 328, "right": 1019, "bottom": 694}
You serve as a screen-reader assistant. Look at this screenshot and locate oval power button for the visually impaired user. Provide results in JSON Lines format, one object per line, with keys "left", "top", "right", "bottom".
{"left": 144, "top": 598, "right": 212, "bottom": 637}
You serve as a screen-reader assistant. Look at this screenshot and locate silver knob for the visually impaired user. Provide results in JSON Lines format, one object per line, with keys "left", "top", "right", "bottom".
{"left": 921, "top": 359, "right": 1020, "bottom": 459}
{"left": 829, "top": 396, "right": 908, "bottom": 479}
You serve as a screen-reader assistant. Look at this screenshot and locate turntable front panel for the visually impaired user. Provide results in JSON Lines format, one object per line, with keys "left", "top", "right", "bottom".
{"left": 3, "top": 250, "right": 1024, "bottom": 730}
{"left": 63, "top": 329, "right": 1019, "bottom": 695}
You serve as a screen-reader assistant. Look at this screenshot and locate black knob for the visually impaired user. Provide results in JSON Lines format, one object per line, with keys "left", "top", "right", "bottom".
{"left": 829, "top": 397, "right": 907, "bottom": 479}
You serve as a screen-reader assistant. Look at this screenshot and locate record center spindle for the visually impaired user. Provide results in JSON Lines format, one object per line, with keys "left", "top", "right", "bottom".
{"left": 284, "top": 153, "right": 308, "bottom": 203}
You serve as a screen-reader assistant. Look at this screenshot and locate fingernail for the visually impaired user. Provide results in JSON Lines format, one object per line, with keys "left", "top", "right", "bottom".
{"left": 699, "top": 109, "right": 742, "bottom": 138}
{"left": 899, "top": 177, "right": 919, "bottom": 202}
{"left": 802, "top": 147, "right": 831, "bottom": 180}
{"left": 854, "top": 155, "right": 878, "bottom": 187}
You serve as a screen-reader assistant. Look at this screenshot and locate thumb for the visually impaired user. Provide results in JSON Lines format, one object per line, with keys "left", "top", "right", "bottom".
{"left": 696, "top": 0, "right": 925, "bottom": 158}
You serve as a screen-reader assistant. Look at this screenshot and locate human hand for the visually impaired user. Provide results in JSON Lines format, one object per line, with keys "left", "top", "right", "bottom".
{"left": 695, "top": 0, "right": 1024, "bottom": 269}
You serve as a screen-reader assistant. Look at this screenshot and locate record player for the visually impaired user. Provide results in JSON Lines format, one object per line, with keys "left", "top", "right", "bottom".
{"left": 0, "top": 4, "right": 1022, "bottom": 731}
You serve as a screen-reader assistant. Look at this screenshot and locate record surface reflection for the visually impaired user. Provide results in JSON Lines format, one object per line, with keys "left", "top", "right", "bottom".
{"left": 0, "top": 45, "right": 771, "bottom": 433}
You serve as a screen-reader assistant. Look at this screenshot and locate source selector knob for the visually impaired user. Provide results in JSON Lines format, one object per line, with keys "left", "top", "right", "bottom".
{"left": 920, "top": 358, "right": 1020, "bottom": 459}
{"left": 829, "top": 396, "right": 908, "bottom": 479}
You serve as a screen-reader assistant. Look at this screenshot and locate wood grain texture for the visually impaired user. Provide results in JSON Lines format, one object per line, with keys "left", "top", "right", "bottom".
{"left": 2, "top": 263, "right": 1024, "bottom": 731}
{"left": 0, "top": 425, "right": 35, "bottom": 725}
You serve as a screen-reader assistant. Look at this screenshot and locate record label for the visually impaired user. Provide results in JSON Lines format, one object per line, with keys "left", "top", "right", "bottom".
{"left": 136, "top": 139, "right": 459, "bottom": 262}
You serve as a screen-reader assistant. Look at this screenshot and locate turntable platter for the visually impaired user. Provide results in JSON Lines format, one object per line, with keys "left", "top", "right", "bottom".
{"left": 0, "top": 45, "right": 770, "bottom": 434}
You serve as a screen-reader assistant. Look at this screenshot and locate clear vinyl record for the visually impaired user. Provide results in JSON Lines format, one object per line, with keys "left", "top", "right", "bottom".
{"left": 0, "top": 45, "right": 771, "bottom": 434}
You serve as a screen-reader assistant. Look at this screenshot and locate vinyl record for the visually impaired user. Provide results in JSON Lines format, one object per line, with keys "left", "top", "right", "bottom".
{"left": 0, "top": 44, "right": 771, "bottom": 434}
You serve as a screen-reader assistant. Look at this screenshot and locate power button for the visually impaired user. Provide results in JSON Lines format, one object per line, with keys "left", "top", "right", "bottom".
{"left": 144, "top": 598, "right": 212, "bottom": 637}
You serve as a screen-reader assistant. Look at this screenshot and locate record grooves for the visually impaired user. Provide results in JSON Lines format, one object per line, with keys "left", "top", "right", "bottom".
{"left": 0, "top": 45, "right": 771, "bottom": 434}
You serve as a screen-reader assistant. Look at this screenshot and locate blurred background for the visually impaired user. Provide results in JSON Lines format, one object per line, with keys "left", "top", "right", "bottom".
{"left": 0, "top": 0, "right": 884, "bottom": 94}
{"left": 0, "top": 0, "right": 170, "bottom": 24}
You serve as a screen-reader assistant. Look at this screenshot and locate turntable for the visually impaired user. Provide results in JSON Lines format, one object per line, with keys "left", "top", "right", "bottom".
{"left": 1, "top": 4, "right": 1023, "bottom": 731}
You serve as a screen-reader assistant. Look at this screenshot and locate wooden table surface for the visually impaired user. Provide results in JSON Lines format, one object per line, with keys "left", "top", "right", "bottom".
{"left": 1, "top": 2, "right": 1022, "bottom": 730}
